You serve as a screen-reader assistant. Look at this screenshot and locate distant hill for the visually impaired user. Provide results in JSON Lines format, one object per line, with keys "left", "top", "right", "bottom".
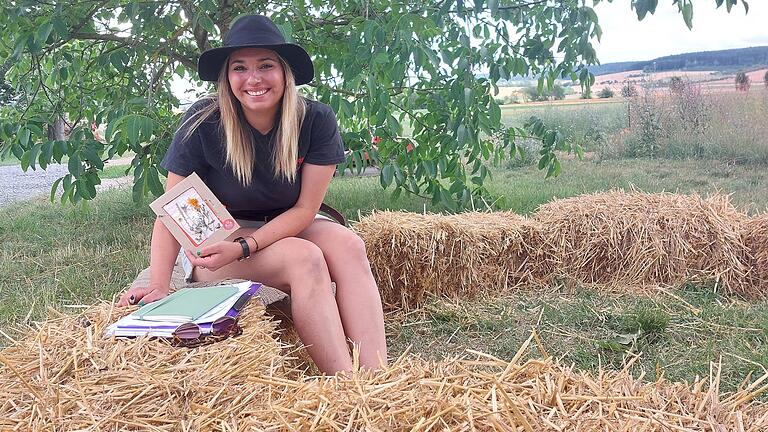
{"left": 590, "top": 46, "right": 768, "bottom": 76}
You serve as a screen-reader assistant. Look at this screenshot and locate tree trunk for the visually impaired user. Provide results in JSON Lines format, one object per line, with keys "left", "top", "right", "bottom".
{"left": 47, "top": 115, "right": 66, "bottom": 141}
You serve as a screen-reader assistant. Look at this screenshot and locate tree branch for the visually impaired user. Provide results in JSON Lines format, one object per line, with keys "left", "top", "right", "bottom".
{"left": 69, "top": 32, "right": 197, "bottom": 70}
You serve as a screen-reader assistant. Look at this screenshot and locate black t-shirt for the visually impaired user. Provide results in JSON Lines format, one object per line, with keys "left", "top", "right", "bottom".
{"left": 161, "top": 99, "right": 345, "bottom": 221}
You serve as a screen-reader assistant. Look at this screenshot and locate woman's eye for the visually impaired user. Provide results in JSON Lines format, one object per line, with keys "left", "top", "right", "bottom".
{"left": 260, "top": 64, "right": 273, "bottom": 69}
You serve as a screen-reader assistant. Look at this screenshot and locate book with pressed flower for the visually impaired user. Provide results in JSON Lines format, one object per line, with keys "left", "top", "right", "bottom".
{"left": 149, "top": 172, "right": 240, "bottom": 251}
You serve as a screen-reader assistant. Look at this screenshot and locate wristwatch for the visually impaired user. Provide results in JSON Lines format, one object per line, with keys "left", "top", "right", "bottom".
{"left": 234, "top": 237, "right": 250, "bottom": 261}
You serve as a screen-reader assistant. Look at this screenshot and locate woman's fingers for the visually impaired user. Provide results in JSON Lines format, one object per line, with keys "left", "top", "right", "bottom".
{"left": 141, "top": 289, "right": 169, "bottom": 304}
{"left": 117, "top": 286, "right": 154, "bottom": 307}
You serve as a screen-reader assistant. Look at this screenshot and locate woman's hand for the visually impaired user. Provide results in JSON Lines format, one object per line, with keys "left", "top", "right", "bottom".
{"left": 183, "top": 240, "right": 243, "bottom": 272}
{"left": 117, "top": 282, "right": 170, "bottom": 307}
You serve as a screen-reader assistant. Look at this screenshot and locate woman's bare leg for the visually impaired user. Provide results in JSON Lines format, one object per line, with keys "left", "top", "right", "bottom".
{"left": 193, "top": 237, "right": 352, "bottom": 375}
{"left": 297, "top": 220, "right": 388, "bottom": 369}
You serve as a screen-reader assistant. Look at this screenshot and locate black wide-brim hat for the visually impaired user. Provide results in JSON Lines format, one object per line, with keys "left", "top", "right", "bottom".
{"left": 197, "top": 15, "right": 314, "bottom": 85}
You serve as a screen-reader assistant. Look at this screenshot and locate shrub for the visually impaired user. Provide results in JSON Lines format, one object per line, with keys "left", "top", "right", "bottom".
{"left": 597, "top": 87, "right": 614, "bottom": 99}
{"left": 620, "top": 83, "right": 638, "bottom": 98}
{"left": 735, "top": 72, "right": 750, "bottom": 91}
{"left": 669, "top": 76, "right": 685, "bottom": 93}
{"left": 763, "top": 70, "right": 768, "bottom": 87}
{"left": 522, "top": 84, "right": 566, "bottom": 102}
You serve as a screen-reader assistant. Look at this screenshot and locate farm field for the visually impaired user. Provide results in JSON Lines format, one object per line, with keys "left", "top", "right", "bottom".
{"left": 496, "top": 67, "right": 768, "bottom": 102}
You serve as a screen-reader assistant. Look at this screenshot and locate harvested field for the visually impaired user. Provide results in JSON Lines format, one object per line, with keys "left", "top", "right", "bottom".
{"left": 353, "top": 211, "right": 545, "bottom": 310}
{"left": 2, "top": 302, "right": 767, "bottom": 430}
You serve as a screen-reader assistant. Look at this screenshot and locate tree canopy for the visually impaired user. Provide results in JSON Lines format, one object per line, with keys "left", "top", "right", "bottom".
{"left": 0, "top": 0, "right": 749, "bottom": 208}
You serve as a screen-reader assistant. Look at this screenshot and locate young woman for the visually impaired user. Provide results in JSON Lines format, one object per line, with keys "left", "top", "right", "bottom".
{"left": 118, "top": 15, "right": 387, "bottom": 374}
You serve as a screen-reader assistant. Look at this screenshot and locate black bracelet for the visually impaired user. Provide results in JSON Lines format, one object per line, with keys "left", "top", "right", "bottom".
{"left": 234, "top": 237, "right": 250, "bottom": 261}
{"left": 246, "top": 235, "right": 259, "bottom": 253}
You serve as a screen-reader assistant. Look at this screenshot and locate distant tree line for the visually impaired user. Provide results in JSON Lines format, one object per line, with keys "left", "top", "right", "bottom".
{"left": 589, "top": 46, "right": 768, "bottom": 76}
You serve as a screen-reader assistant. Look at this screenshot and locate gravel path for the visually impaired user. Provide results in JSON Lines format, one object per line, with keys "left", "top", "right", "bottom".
{"left": 0, "top": 162, "right": 132, "bottom": 208}
{"left": 0, "top": 159, "right": 378, "bottom": 208}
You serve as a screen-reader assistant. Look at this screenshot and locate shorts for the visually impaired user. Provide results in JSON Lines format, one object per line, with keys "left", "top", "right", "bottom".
{"left": 179, "top": 215, "right": 333, "bottom": 283}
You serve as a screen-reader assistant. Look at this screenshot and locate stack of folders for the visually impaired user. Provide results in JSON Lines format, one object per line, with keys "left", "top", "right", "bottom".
{"left": 106, "top": 280, "right": 262, "bottom": 338}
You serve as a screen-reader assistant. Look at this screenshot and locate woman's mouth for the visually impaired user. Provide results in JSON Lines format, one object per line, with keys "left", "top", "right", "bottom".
{"left": 245, "top": 89, "right": 269, "bottom": 96}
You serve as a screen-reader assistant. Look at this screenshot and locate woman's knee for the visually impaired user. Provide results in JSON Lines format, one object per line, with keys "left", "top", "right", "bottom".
{"left": 333, "top": 229, "right": 369, "bottom": 264}
{"left": 281, "top": 238, "right": 330, "bottom": 284}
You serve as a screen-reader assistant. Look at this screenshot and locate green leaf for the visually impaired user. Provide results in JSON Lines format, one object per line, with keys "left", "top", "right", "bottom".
{"left": 198, "top": 15, "right": 216, "bottom": 34}
{"left": 82, "top": 147, "right": 104, "bottom": 170}
{"left": 18, "top": 128, "right": 31, "bottom": 147}
{"left": 488, "top": 0, "right": 499, "bottom": 14}
{"left": 52, "top": 17, "right": 68, "bottom": 38}
{"left": 27, "top": 143, "right": 42, "bottom": 170}
{"left": 682, "top": 3, "right": 693, "bottom": 29}
{"left": 68, "top": 153, "right": 83, "bottom": 176}
{"left": 381, "top": 164, "right": 394, "bottom": 188}
{"left": 147, "top": 166, "right": 164, "bottom": 196}
{"left": 50, "top": 177, "right": 63, "bottom": 202}
{"left": 36, "top": 22, "right": 55, "bottom": 45}
{"left": 40, "top": 141, "right": 54, "bottom": 169}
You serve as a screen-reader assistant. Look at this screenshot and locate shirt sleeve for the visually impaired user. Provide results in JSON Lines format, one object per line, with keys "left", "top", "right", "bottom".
{"left": 160, "top": 101, "right": 212, "bottom": 177}
{"left": 304, "top": 103, "right": 346, "bottom": 165}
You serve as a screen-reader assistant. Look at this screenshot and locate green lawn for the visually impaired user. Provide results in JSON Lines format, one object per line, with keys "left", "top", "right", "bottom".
{"left": 1, "top": 157, "right": 766, "bottom": 395}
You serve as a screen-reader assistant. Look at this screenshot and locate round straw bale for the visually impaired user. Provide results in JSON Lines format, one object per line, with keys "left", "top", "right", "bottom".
{"left": 745, "top": 213, "right": 768, "bottom": 290}
{"left": 534, "top": 191, "right": 753, "bottom": 296}
{"left": 354, "top": 211, "right": 545, "bottom": 310}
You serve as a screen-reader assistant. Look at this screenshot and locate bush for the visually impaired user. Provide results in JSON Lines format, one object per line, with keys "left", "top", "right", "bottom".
{"left": 620, "top": 86, "right": 768, "bottom": 163}
{"left": 495, "top": 94, "right": 520, "bottom": 105}
{"left": 735, "top": 72, "right": 750, "bottom": 91}
{"left": 620, "top": 84, "right": 638, "bottom": 98}
{"left": 669, "top": 76, "right": 686, "bottom": 93}
{"left": 764, "top": 70, "right": 768, "bottom": 87}
{"left": 597, "top": 87, "right": 614, "bottom": 99}
{"left": 523, "top": 84, "right": 566, "bottom": 102}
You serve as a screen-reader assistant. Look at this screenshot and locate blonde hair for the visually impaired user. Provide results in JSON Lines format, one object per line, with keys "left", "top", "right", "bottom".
{"left": 179, "top": 53, "right": 306, "bottom": 185}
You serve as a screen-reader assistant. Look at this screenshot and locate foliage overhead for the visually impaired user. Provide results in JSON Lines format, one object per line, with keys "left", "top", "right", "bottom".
{"left": 0, "top": 0, "right": 749, "bottom": 209}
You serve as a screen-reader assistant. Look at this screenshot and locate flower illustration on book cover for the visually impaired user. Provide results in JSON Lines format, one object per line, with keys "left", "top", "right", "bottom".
{"left": 162, "top": 188, "right": 223, "bottom": 246}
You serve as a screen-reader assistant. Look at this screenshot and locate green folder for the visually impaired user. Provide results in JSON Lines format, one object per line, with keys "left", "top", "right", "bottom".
{"left": 133, "top": 286, "right": 240, "bottom": 322}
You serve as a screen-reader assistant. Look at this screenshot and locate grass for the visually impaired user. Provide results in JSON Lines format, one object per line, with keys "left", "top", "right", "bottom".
{"left": 386, "top": 286, "right": 768, "bottom": 394}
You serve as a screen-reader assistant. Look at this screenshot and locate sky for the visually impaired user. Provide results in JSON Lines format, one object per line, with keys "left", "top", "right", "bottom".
{"left": 593, "top": 1, "right": 768, "bottom": 63}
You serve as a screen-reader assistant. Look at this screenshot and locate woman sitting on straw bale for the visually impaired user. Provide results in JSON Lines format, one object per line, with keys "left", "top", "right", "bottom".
{"left": 117, "top": 15, "right": 387, "bottom": 374}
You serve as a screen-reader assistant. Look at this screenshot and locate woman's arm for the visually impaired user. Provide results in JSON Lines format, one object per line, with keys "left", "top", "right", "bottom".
{"left": 184, "top": 163, "right": 336, "bottom": 270}
{"left": 117, "top": 172, "right": 187, "bottom": 306}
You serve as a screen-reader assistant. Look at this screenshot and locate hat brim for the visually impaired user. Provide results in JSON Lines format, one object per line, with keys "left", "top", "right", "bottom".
{"left": 197, "top": 43, "right": 314, "bottom": 85}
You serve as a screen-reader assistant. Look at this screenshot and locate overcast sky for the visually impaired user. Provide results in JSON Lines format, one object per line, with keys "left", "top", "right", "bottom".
{"left": 593, "top": 1, "right": 768, "bottom": 64}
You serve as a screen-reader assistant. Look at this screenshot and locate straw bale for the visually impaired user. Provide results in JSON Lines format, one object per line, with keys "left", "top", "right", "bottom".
{"left": 0, "top": 301, "right": 290, "bottom": 431}
{"left": 745, "top": 213, "right": 768, "bottom": 288}
{"left": 3, "top": 305, "right": 768, "bottom": 430}
{"left": 354, "top": 211, "right": 545, "bottom": 310}
{"left": 534, "top": 191, "right": 755, "bottom": 296}
{"left": 236, "top": 352, "right": 768, "bottom": 431}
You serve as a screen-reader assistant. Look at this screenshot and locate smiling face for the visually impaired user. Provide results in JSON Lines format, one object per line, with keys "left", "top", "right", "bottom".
{"left": 227, "top": 48, "right": 286, "bottom": 125}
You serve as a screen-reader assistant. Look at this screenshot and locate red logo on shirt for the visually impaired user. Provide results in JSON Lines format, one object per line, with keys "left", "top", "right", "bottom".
{"left": 297, "top": 156, "right": 305, "bottom": 167}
